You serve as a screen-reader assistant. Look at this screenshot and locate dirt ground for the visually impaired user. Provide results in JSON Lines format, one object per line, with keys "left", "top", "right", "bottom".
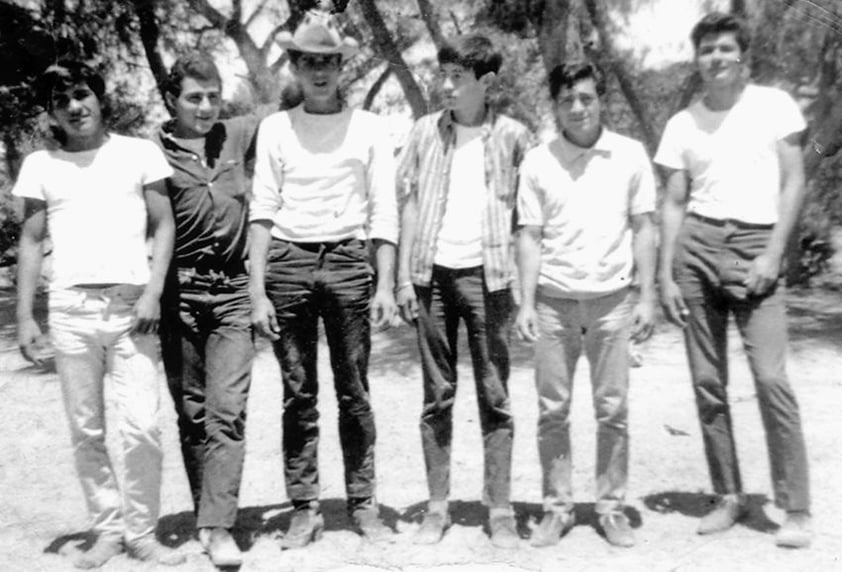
{"left": 1, "top": 283, "right": 841, "bottom": 572}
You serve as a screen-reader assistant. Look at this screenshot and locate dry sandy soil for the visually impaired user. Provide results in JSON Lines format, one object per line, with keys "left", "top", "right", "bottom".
{"left": 1, "top": 284, "right": 841, "bottom": 572}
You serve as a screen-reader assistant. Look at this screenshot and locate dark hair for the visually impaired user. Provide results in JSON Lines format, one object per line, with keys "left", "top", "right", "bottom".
{"left": 164, "top": 52, "right": 222, "bottom": 99}
{"left": 548, "top": 60, "right": 606, "bottom": 100}
{"left": 690, "top": 12, "right": 751, "bottom": 52}
{"left": 35, "top": 59, "right": 106, "bottom": 111}
{"left": 437, "top": 34, "right": 502, "bottom": 79}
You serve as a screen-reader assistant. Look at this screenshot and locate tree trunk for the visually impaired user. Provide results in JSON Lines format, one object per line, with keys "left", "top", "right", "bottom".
{"left": 357, "top": 0, "right": 427, "bottom": 118}
{"left": 186, "top": 0, "right": 307, "bottom": 103}
{"left": 583, "top": 0, "right": 659, "bottom": 158}
{"left": 416, "top": 0, "right": 446, "bottom": 51}
{"left": 130, "top": 0, "right": 169, "bottom": 103}
{"left": 532, "top": 0, "right": 571, "bottom": 74}
{"left": 363, "top": 66, "right": 392, "bottom": 110}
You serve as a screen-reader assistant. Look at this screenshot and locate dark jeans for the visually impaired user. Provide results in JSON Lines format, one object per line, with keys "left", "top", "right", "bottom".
{"left": 675, "top": 214, "right": 810, "bottom": 512}
{"left": 160, "top": 268, "right": 254, "bottom": 529}
{"left": 264, "top": 238, "right": 376, "bottom": 505}
{"left": 415, "top": 265, "right": 514, "bottom": 509}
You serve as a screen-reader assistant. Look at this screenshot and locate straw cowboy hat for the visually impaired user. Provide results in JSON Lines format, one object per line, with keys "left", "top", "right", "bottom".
{"left": 276, "top": 11, "right": 359, "bottom": 59}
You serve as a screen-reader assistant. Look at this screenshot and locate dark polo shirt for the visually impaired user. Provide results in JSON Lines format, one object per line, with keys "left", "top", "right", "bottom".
{"left": 154, "top": 116, "right": 260, "bottom": 272}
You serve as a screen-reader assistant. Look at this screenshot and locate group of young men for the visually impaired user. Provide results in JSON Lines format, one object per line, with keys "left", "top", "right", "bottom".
{"left": 14, "top": 9, "right": 813, "bottom": 570}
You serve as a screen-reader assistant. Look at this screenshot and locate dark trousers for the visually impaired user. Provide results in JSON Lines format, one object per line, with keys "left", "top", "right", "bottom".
{"left": 676, "top": 215, "right": 810, "bottom": 512}
{"left": 160, "top": 269, "right": 254, "bottom": 529}
{"left": 415, "top": 265, "right": 514, "bottom": 509}
{"left": 265, "top": 238, "right": 376, "bottom": 505}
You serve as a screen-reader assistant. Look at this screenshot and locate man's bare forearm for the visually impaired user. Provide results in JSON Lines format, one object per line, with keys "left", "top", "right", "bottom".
{"left": 397, "top": 194, "right": 418, "bottom": 286}
{"left": 248, "top": 221, "right": 273, "bottom": 297}
{"left": 373, "top": 238, "right": 396, "bottom": 292}
{"left": 632, "top": 213, "right": 657, "bottom": 301}
{"left": 517, "top": 226, "right": 542, "bottom": 308}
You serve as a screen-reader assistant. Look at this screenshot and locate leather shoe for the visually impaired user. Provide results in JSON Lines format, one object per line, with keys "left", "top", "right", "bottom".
{"left": 280, "top": 508, "right": 324, "bottom": 549}
{"left": 697, "top": 494, "right": 747, "bottom": 535}
{"left": 199, "top": 527, "right": 242, "bottom": 567}
{"left": 351, "top": 506, "right": 394, "bottom": 542}
{"left": 530, "top": 510, "right": 575, "bottom": 547}
{"left": 413, "top": 511, "right": 451, "bottom": 545}
{"left": 489, "top": 514, "right": 519, "bottom": 549}
{"left": 125, "top": 535, "right": 186, "bottom": 566}
{"left": 599, "top": 511, "right": 635, "bottom": 547}
{"left": 775, "top": 511, "right": 812, "bottom": 549}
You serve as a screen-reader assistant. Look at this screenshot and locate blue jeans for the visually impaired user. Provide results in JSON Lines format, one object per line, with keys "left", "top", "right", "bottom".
{"left": 675, "top": 214, "right": 810, "bottom": 512}
{"left": 534, "top": 288, "right": 634, "bottom": 515}
{"left": 264, "top": 238, "right": 377, "bottom": 505}
{"left": 160, "top": 268, "right": 254, "bottom": 529}
{"left": 415, "top": 265, "right": 514, "bottom": 509}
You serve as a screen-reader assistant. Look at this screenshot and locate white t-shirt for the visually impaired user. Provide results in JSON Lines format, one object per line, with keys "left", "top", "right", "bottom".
{"left": 434, "top": 124, "right": 485, "bottom": 268}
{"left": 13, "top": 134, "right": 173, "bottom": 290}
{"left": 654, "top": 84, "right": 806, "bottom": 225}
{"left": 518, "top": 129, "right": 656, "bottom": 299}
{"left": 249, "top": 105, "right": 398, "bottom": 245}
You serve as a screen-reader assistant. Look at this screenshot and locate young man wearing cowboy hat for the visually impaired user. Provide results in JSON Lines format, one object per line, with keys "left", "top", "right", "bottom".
{"left": 249, "top": 11, "right": 399, "bottom": 548}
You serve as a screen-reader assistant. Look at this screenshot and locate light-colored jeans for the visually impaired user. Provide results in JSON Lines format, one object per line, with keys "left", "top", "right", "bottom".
{"left": 49, "top": 285, "right": 163, "bottom": 542}
{"left": 534, "top": 288, "right": 634, "bottom": 515}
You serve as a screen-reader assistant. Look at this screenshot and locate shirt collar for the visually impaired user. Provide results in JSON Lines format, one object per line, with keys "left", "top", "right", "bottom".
{"left": 437, "top": 106, "right": 497, "bottom": 140}
{"left": 558, "top": 127, "right": 612, "bottom": 160}
{"left": 158, "top": 119, "right": 226, "bottom": 151}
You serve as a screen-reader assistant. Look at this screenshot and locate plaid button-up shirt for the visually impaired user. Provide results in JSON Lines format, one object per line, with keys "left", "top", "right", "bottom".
{"left": 396, "top": 109, "right": 534, "bottom": 292}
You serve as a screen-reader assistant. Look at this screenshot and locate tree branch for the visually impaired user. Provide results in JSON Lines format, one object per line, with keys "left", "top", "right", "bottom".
{"left": 245, "top": 0, "right": 267, "bottom": 28}
{"left": 416, "top": 0, "right": 446, "bottom": 50}
{"left": 363, "top": 65, "right": 392, "bottom": 110}
{"left": 531, "top": 0, "right": 571, "bottom": 74}
{"left": 357, "top": 0, "right": 427, "bottom": 118}
{"left": 583, "top": 0, "right": 659, "bottom": 157}
{"left": 130, "top": 0, "right": 169, "bottom": 102}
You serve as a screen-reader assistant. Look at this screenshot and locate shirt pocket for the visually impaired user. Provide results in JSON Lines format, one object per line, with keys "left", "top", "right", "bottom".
{"left": 213, "top": 158, "right": 247, "bottom": 197}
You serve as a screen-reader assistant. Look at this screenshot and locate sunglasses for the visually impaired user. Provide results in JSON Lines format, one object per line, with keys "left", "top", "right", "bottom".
{"left": 296, "top": 54, "right": 342, "bottom": 71}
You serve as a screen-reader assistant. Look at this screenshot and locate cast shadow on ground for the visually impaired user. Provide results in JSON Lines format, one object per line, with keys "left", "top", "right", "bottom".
{"left": 156, "top": 498, "right": 404, "bottom": 551}
{"left": 643, "top": 491, "right": 778, "bottom": 533}
{"left": 44, "top": 530, "right": 96, "bottom": 556}
{"left": 49, "top": 497, "right": 648, "bottom": 556}
{"left": 401, "top": 499, "right": 642, "bottom": 541}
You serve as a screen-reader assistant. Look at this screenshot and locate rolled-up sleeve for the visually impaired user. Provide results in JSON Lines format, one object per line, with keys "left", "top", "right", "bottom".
{"left": 249, "top": 113, "right": 284, "bottom": 223}
{"left": 366, "top": 115, "right": 399, "bottom": 245}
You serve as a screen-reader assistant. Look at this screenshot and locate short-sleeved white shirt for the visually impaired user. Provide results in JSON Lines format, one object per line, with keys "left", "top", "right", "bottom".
{"left": 518, "top": 129, "right": 656, "bottom": 299}
{"left": 654, "top": 84, "right": 805, "bottom": 225}
{"left": 13, "top": 134, "right": 173, "bottom": 290}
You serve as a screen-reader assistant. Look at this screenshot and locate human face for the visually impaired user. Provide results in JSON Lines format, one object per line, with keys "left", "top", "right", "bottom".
{"left": 167, "top": 76, "right": 222, "bottom": 138}
{"left": 554, "top": 77, "right": 602, "bottom": 147}
{"left": 292, "top": 53, "right": 342, "bottom": 113}
{"left": 696, "top": 31, "right": 744, "bottom": 88}
{"left": 49, "top": 82, "right": 105, "bottom": 150}
{"left": 438, "top": 63, "right": 489, "bottom": 121}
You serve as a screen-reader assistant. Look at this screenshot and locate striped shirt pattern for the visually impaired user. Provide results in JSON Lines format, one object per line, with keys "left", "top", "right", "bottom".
{"left": 396, "top": 109, "right": 533, "bottom": 292}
